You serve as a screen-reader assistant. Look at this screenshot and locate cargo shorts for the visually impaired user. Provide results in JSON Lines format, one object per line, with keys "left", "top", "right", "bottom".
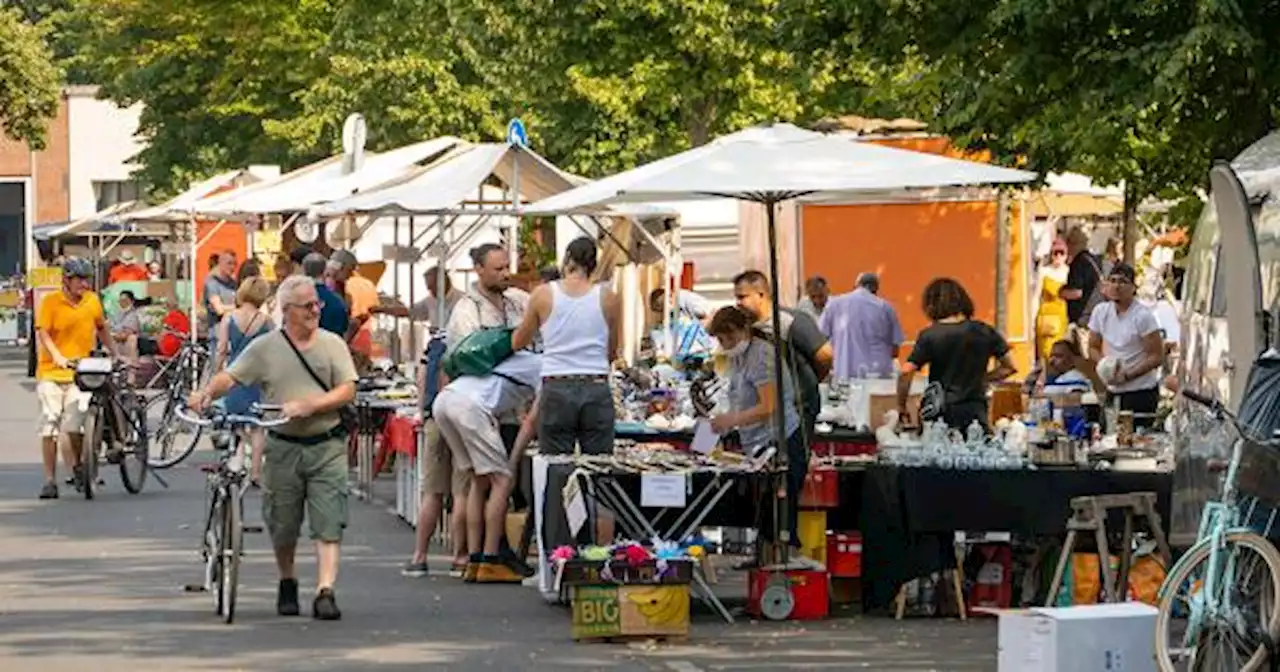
{"left": 261, "top": 433, "right": 348, "bottom": 547}
{"left": 420, "top": 416, "right": 473, "bottom": 497}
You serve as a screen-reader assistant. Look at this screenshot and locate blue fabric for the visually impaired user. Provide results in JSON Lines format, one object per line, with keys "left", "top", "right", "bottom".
{"left": 224, "top": 315, "right": 271, "bottom": 414}
{"left": 419, "top": 334, "right": 448, "bottom": 416}
{"left": 315, "top": 282, "right": 350, "bottom": 336}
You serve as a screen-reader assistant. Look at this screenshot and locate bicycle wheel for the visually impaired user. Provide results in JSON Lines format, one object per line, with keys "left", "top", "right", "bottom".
{"left": 145, "top": 391, "right": 202, "bottom": 469}
{"left": 221, "top": 482, "right": 243, "bottom": 624}
{"left": 118, "top": 394, "right": 149, "bottom": 494}
{"left": 1155, "top": 531, "right": 1280, "bottom": 671}
{"left": 82, "top": 403, "right": 101, "bottom": 501}
{"left": 208, "top": 495, "right": 226, "bottom": 616}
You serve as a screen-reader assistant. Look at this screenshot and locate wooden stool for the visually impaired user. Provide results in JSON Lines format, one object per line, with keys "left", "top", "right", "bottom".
{"left": 1045, "top": 492, "right": 1172, "bottom": 606}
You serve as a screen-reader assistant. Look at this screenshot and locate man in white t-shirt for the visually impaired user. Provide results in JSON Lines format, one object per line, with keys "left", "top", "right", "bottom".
{"left": 1087, "top": 262, "right": 1165, "bottom": 427}
{"left": 432, "top": 351, "right": 541, "bottom": 583}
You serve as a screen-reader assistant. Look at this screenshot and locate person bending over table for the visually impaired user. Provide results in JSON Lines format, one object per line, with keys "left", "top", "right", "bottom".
{"left": 1024, "top": 339, "right": 1104, "bottom": 396}
{"left": 705, "top": 305, "right": 805, "bottom": 551}
{"left": 897, "top": 277, "right": 1016, "bottom": 431}
{"left": 433, "top": 350, "right": 542, "bottom": 583}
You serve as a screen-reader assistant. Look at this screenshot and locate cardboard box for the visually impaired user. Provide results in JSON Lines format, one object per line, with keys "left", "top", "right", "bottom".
{"left": 994, "top": 603, "right": 1157, "bottom": 672}
{"left": 570, "top": 584, "right": 690, "bottom": 640}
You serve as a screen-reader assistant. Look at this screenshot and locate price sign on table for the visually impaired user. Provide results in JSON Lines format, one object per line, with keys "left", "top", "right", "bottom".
{"left": 641, "top": 473, "right": 687, "bottom": 508}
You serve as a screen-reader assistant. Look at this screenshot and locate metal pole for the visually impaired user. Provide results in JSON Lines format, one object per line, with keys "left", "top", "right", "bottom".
{"left": 509, "top": 148, "right": 521, "bottom": 273}
{"left": 763, "top": 198, "right": 789, "bottom": 562}
{"left": 393, "top": 216, "right": 401, "bottom": 362}
{"left": 995, "top": 191, "right": 1010, "bottom": 334}
{"left": 407, "top": 216, "right": 417, "bottom": 358}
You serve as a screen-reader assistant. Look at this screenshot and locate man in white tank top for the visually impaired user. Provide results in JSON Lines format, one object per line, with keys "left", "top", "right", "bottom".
{"left": 513, "top": 237, "right": 621, "bottom": 542}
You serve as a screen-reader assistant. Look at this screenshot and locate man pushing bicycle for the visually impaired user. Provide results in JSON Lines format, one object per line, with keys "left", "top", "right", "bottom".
{"left": 189, "top": 275, "right": 357, "bottom": 621}
{"left": 34, "top": 258, "right": 119, "bottom": 499}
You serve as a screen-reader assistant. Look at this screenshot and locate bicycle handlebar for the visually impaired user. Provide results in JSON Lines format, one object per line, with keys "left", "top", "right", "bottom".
{"left": 1181, "top": 389, "right": 1218, "bottom": 410}
{"left": 174, "top": 403, "right": 292, "bottom": 430}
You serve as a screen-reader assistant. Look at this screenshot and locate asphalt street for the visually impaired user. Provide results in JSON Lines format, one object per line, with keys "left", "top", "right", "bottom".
{"left": 0, "top": 348, "right": 998, "bottom": 671}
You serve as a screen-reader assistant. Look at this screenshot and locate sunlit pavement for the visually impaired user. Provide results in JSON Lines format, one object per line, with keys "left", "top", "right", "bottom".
{"left": 0, "top": 349, "right": 996, "bottom": 671}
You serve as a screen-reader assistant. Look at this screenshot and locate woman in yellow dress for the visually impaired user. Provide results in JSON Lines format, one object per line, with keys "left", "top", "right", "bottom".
{"left": 1036, "top": 238, "right": 1071, "bottom": 362}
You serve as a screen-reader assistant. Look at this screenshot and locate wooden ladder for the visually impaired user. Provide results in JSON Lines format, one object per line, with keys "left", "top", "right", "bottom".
{"left": 1045, "top": 492, "right": 1172, "bottom": 606}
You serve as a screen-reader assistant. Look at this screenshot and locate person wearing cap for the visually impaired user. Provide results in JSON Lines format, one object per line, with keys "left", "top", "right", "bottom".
{"left": 34, "top": 257, "right": 119, "bottom": 499}
{"left": 1087, "top": 262, "right": 1165, "bottom": 427}
{"left": 1035, "top": 238, "right": 1071, "bottom": 363}
{"left": 329, "top": 250, "right": 379, "bottom": 370}
{"left": 108, "top": 249, "right": 148, "bottom": 284}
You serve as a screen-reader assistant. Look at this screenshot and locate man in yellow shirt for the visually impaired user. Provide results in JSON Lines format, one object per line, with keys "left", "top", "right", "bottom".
{"left": 330, "top": 249, "right": 379, "bottom": 372}
{"left": 35, "top": 258, "right": 118, "bottom": 499}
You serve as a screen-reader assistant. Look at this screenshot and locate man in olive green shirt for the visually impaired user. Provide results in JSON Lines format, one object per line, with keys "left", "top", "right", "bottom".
{"left": 190, "top": 275, "right": 357, "bottom": 621}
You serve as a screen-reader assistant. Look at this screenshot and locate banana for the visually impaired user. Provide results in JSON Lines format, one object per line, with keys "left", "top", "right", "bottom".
{"left": 654, "top": 589, "right": 689, "bottom": 625}
{"left": 629, "top": 589, "right": 667, "bottom": 619}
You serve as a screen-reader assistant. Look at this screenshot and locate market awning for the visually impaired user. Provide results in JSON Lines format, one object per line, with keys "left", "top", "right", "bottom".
{"left": 185, "top": 137, "right": 461, "bottom": 217}
{"left": 32, "top": 201, "right": 142, "bottom": 241}
{"left": 312, "top": 142, "right": 677, "bottom": 220}
{"left": 124, "top": 169, "right": 263, "bottom": 223}
{"left": 525, "top": 123, "right": 1036, "bottom": 213}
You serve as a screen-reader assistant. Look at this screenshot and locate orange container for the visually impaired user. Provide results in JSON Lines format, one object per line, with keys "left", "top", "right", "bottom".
{"left": 799, "top": 467, "right": 840, "bottom": 508}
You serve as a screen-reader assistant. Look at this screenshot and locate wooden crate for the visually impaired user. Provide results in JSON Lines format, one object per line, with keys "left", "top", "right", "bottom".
{"left": 571, "top": 584, "right": 691, "bottom": 640}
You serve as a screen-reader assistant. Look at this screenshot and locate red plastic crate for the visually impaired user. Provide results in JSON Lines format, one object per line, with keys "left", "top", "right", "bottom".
{"left": 827, "top": 532, "right": 863, "bottom": 578}
{"left": 746, "top": 569, "right": 829, "bottom": 621}
{"left": 799, "top": 467, "right": 840, "bottom": 508}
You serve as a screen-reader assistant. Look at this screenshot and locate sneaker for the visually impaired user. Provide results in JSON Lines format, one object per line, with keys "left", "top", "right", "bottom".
{"left": 38, "top": 483, "right": 58, "bottom": 500}
{"left": 401, "top": 561, "right": 429, "bottom": 578}
{"left": 475, "top": 562, "right": 524, "bottom": 584}
{"left": 499, "top": 547, "right": 536, "bottom": 578}
{"left": 313, "top": 588, "right": 342, "bottom": 621}
{"left": 277, "top": 578, "right": 300, "bottom": 616}
{"left": 460, "top": 553, "right": 481, "bottom": 582}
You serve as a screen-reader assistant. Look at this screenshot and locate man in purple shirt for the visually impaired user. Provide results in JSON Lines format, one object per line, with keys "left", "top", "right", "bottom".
{"left": 819, "top": 272, "right": 904, "bottom": 378}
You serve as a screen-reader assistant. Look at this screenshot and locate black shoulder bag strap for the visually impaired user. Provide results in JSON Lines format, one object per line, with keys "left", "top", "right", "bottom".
{"left": 280, "top": 330, "right": 357, "bottom": 431}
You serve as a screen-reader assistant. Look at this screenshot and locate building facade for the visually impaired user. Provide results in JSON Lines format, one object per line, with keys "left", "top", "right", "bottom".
{"left": 0, "top": 85, "right": 142, "bottom": 276}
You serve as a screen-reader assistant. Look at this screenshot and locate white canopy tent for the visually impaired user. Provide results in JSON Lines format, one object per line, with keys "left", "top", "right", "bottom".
{"left": 311, "top": 140, "right": 679, "bottom": 362}
{"left": 186, "top": 137, "right": 461, "bottom": 219}
{"left": 526, "top": 123, "right": 1038, "bottom": 539}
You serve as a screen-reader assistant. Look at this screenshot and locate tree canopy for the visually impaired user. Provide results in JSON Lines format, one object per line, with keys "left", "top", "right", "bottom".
{"left": 852, "top": 0, "right": 1280, "bottom": 202}
{"left": 0, "top": 7, "right": 62, "bottom": 148}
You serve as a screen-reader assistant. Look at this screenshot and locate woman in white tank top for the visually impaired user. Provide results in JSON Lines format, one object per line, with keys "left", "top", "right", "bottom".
{"left": 512, "top": 237, "right": 620, "bottom": 456}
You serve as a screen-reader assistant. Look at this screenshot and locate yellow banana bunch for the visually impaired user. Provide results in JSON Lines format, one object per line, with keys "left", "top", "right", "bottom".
{"left": 628, "top": 586, "right": 689, "bottom": 626}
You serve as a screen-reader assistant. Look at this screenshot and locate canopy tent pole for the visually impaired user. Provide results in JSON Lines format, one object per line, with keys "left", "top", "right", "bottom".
{"left": 393, "top": 216, "right": 401, "bottom": 362}
{"left": 762, "top": 197, "right": 789, "bottom": 565}
{"left": 407, "top": 216, "right": 417, "bottom": 359}
{"left": 434, "top": 214, "right": 448, "bottom": 336}
{"left": 509, "top": 148, "right": 521, "bottom": 274}
{"left": 995, "top": 192, "right": 1010, "bottom": 333}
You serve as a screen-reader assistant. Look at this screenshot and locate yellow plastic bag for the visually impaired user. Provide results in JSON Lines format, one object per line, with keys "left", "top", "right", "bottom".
{"left": 1127, "top": 554, "right": 1166, "bottom": 605}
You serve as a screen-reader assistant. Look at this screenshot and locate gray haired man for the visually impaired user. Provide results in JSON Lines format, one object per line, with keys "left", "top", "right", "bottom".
{"left": 190, "top": 275, "right": 358, "bottom": 620}
{"left": 818, "top": 272, "right": 904, "bottom": 379}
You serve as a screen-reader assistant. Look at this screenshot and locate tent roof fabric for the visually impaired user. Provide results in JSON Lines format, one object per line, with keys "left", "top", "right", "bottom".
{"left": 186, "top": 137, "right": 461, "bottom": 216}
{"left": 32, "top": 201, "right": 142, "bottom": 241}
{"left": 525, "top": 123, "right": 1036, "bottom": 214}
{"left": 312, "top": 142, "right": 677, "bottom": 219}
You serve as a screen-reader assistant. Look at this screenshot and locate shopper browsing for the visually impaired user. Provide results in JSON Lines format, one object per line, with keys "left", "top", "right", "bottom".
{"left": 1087, "top": 262, "right": 1165, "bottom": 427}
{"left": 897, "top": 277, "right": 1016, "bottom": 431}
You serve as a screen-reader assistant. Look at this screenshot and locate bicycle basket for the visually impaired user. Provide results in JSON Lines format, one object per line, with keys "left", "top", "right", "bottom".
{"left": 73, "top": 357, "right": 114, "bottom": 392}
{"left": 1236, "top": 439, "right": 1280, "bottom": 509}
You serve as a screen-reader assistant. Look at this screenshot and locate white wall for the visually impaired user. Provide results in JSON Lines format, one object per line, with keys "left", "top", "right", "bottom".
{"left": 65, "top": 86, "right": 143, "bottom": 218}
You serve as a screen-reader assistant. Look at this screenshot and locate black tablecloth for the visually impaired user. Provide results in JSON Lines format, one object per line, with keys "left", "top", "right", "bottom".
{"left": 858, "top": 466, "right": 1174, "bottom": 612}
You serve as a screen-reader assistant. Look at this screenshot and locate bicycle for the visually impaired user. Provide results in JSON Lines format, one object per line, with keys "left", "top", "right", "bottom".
{"left": 72, "top": 355, "right": 153, "bottom": 498}
{"left": 143, "top": 335, "right": 211, "bottom": 469}
{"left": 174, "top": 402, "right": 289, "bottom": 624}
{"left": 1154, "top": 389, "right": 1280, "bottom": 671}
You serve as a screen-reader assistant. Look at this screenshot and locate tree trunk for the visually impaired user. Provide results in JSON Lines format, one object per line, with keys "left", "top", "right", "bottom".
{"left": 1122, "top": 183, "right": 1138, "bottom": 265}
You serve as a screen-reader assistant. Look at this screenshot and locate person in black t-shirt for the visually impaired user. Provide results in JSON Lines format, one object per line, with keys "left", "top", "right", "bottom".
{"left": 1060, "top": 227, "right": 1104, "bottom": 326}
{"left": 897, "top": 278, "right": 1017, "bottom": 431}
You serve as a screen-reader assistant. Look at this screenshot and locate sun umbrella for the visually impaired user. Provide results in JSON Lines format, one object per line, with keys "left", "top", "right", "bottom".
{"left": 527, "top": 123, "right": 1037, "bottom": 555}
